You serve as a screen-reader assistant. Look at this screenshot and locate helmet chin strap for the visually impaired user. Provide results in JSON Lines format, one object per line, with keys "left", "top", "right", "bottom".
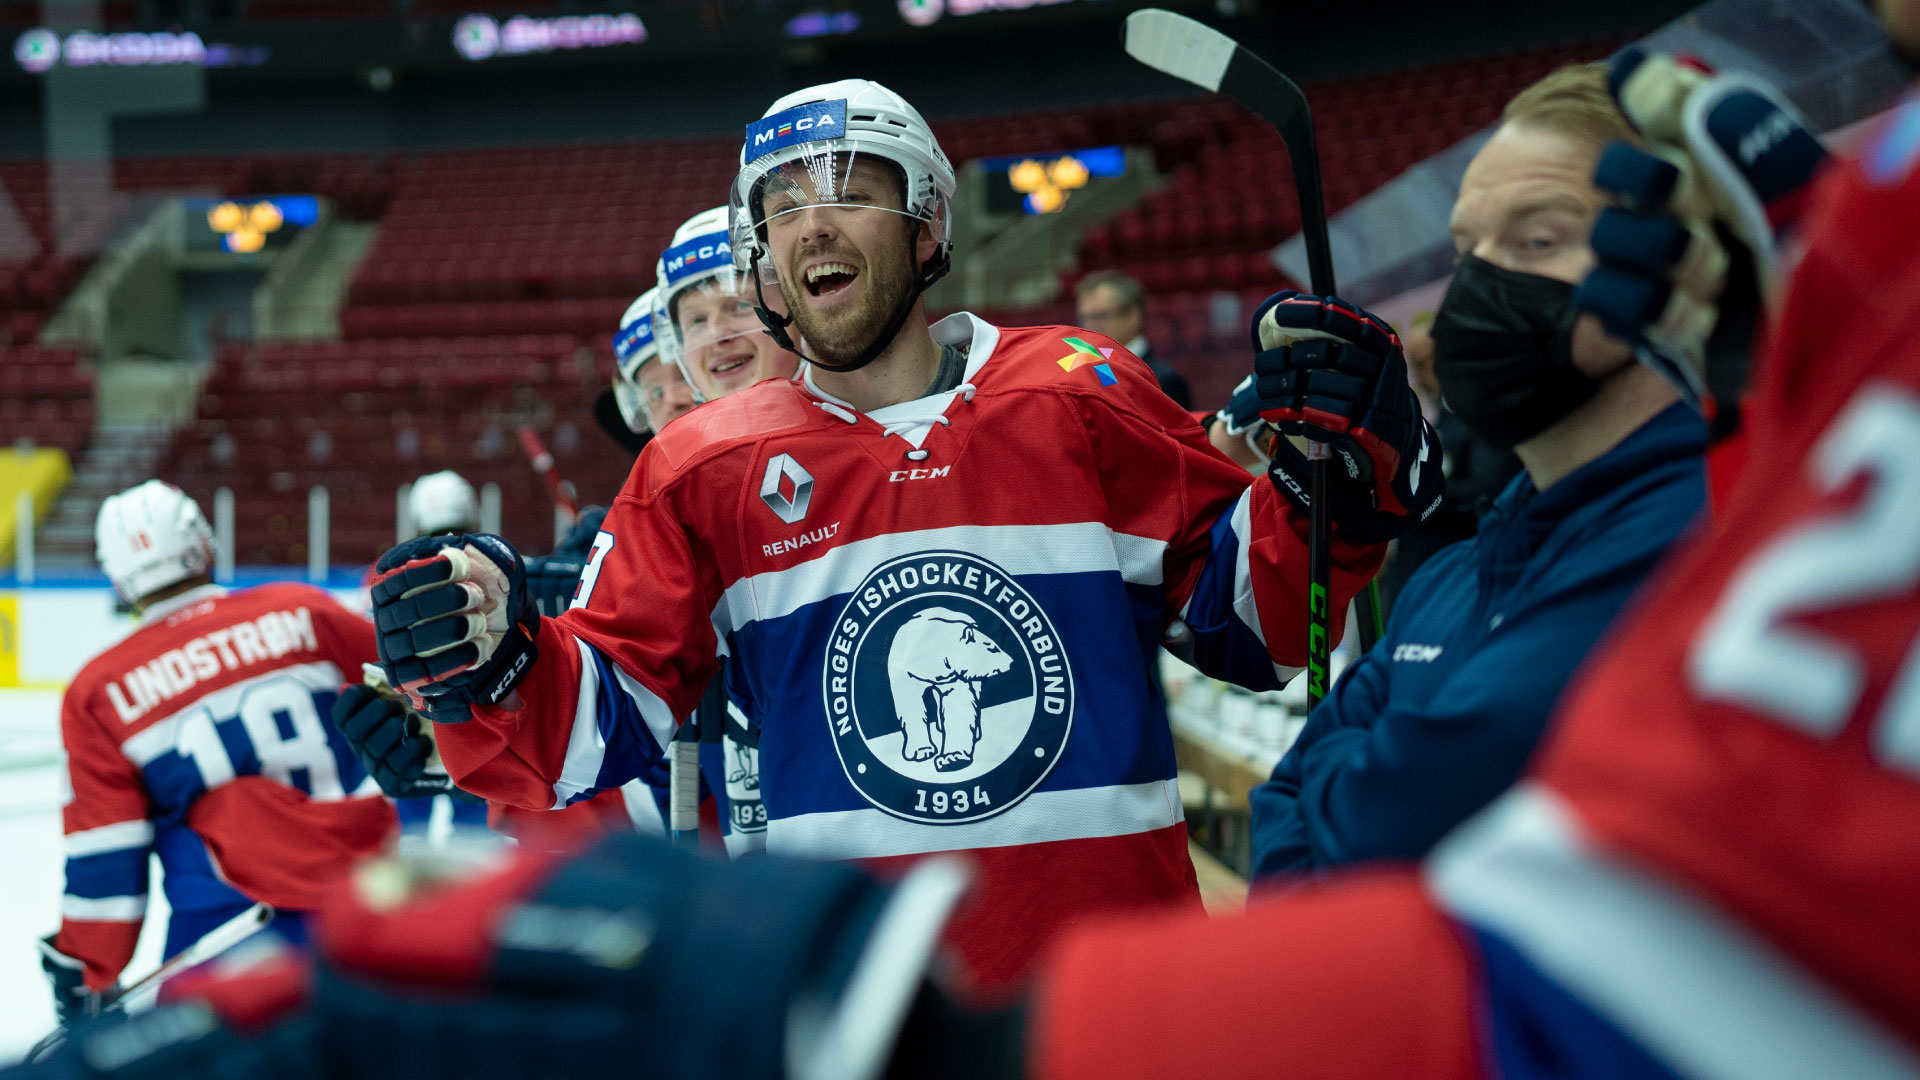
{"left": 751, "top": 220, "right": 950, "bottom": 377}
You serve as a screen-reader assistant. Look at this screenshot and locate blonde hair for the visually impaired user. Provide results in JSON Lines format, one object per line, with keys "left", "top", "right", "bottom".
{"left": 1501, "top": 63, "right": 1645, "bottom": 151}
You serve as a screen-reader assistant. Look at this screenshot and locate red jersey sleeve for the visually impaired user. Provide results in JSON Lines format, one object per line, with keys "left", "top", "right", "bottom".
{"left": 439, "top": 449, "right": 723, "bottom": 811}
{"left": 1032, "top": 869, "right": 1479, "bottom": 1080}
{"left": 55, "top": 679, "right": 155, "bottom": 989}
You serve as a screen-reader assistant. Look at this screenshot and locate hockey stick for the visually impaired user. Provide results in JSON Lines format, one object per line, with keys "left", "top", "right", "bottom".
{"left": 27, "top": 903, "right": 275, "bottom": 1063}
{"left": 1123, "top": 10, "right": 1386, "bottom": 703}
{"left": 516, "top": 425, "right": 581, "bottom": 520}
{"left": 668, "top": 722, "right": 701, "bottom": 849}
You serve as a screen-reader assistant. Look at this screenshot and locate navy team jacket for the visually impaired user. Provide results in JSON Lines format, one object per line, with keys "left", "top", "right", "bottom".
{"left": 1249, "top": 402, "right": 1707, "bottom": 878}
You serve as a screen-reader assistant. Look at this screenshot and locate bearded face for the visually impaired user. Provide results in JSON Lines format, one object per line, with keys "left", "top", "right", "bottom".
{"left": 759, "top": 156, "right": 932, "bottom": 368}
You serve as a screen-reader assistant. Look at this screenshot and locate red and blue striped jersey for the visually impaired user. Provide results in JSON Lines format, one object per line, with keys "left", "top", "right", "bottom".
{"left": 438, "top": 314, "right": 1382, "bottom": 989}
{"left": 57, "top": 582, "right": 396, "bottom": 989}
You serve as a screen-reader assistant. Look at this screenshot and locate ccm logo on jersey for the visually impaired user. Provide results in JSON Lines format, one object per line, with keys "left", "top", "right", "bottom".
{"left": 889, "top": 466, "right": 950, "bottom": 482}
{"left": 1392, "top": 643, "right": 1443, "bottom": 663}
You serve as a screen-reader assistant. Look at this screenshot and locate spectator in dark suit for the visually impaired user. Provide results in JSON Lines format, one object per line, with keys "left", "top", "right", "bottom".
{"left": 1074, "top": 270, "right": 1192, "bottom": 408}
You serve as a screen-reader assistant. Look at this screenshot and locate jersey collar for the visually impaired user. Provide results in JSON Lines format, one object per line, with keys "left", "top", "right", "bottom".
{"left": 138, "top": 583, "right": 229, "bottom": 627}
{"left": 802, "top": 313, "right": 1001, "bottom": 448}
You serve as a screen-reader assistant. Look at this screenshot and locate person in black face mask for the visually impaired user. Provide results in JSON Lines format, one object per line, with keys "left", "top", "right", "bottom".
{"left": 1248, "top": 62, "right": 1711, "bottom": 878}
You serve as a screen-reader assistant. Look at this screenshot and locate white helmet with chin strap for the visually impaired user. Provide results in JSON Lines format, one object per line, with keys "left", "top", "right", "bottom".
{"left": 611, "top": 285, "right": 664, "bottom": 431}
{"left": 728, "top": 78, "right": 956, "bottom": 373}
{"left": 95, "top": 480, "right": 215, "bottom": 604}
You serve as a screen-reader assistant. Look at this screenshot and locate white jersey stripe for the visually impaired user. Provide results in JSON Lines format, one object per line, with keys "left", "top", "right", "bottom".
{"left": 719, "top": 522, "right": 1171, "bottom": 634}
{"left": 619, "top": 779, "right": 664, "bottom": 837}
{"left": 1227, "top": 490, "right": 1266, "bottom": 646}
{"left": 61, "top": 894, "right": 148, "bottom": 922}
{"left": 118, "top": 661, "right": 345, "bottom": 767}
{"left": 553, "top": 639, "right": 611, "bottom": 809}
{"left": 767, "top": 778, "right": 1184, "bottom": 861}
{"left": 1429, "top": 784, "right": 1920, "bottom": 1080}
{"left": 553, "top": 639, "right": 679, "bottom": 810}
{"left": 64, "top": 820, "right": 155, "bottom": 859}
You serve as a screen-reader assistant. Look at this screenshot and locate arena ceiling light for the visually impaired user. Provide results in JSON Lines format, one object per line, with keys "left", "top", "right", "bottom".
{"left": 451, "top": 12, "right": 646, "bottom": 61}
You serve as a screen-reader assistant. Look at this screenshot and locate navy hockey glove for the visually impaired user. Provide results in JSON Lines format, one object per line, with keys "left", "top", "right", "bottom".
{"left": 523, "top": 506, "right": 607, "bottom": 618}
{"left": 1249, "top": 291, "right": 1444, "bottom": 544}
{"left": 1216, "top": 373, "right": 1274, "bottom": 461}
{"left": 7, "top": 950, "right": 324, "bottom": 1079}
{"left": 314, "top": 833, "right": 970, "bottom": 1080}
{"left": 370, "top": 534, "right": 539, "bottom": 724}
{"left": 37, "top": 936, "right": 99, "bottom": 1025}
{"left": 332, "top": 684, "right": 472, "bottom": 802}
{"left": 1575, "top": 47, "right": 1827, "bottom": 414}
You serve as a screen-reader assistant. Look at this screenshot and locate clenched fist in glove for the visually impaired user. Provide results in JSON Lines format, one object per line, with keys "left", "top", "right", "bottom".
{"left": 333, "top": 682, "right": 474, "bottom": 801}
{"left": 1574, "top": 46, "right": 1828, "bottom": 416}
{"left": 1246, "top": 291, "right": 1444, "bottom": 544}
{"left": 370, "top": 534, "right": 540, "bottom": 723}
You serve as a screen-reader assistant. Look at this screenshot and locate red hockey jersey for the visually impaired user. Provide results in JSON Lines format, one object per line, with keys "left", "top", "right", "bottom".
{"left": 438, "top": 313, "right": 1382, "bottom": 989}
{"left": 1035, "top": 98, "right": 1920, "bottom": 1079}
{"left": 57, "top": 582, "right": 395, "bottom": 989}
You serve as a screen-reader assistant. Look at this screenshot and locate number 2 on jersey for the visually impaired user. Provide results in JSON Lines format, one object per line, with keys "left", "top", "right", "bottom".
{"left": 1690, "top": 384, "right": 1920, "bottom": 777}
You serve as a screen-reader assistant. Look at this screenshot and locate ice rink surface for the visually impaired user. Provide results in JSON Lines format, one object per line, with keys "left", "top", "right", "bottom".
{"left": 0, "top": 689, "right": 171, "bottom": 1064}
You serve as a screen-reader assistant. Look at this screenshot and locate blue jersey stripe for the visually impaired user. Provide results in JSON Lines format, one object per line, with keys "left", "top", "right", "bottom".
{"left": 1184, "top": 501, "right": 1284, "bottom": 691}
{"left": 728, "top": 565, "right": 1178, "bottom": 820}
{"left": 1472, "top": 927, "right": 1687, "bottom": 1080}
{"left": 62, "top": 848, "right": 150, "bottom": 901}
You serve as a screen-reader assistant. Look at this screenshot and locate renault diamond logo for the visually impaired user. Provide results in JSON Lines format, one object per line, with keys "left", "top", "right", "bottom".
{"left": 761, "top": 454, "right": 813, "bottom": 524}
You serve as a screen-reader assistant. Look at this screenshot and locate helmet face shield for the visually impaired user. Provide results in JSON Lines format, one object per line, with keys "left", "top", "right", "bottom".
{"left": 731, "top": 147, "right": 937, "bottom": 290}
{"left": 665, "top": 276, "right": 799, "bottom": 401}
{"left": 728, "top": 84, "right": 958, "bottom": 373}
{"left": 628, "top": 354, "right": 696, "bottom": 433}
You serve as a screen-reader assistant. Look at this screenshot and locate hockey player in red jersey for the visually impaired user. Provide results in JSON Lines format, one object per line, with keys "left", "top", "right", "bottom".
{"left": 362, "top": 77, "right": 1441, "bottom": 989}
{"left": 13, "top": 41, "right": 1920, "bottom": 1080}
{"left": 38, "top": 481, "right": 395, "bottom": 1023}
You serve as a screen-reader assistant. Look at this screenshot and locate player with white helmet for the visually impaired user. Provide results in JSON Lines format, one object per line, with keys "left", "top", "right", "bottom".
{"left": 368, "top": 78, "right": 1431, "bottom": 989}
{"left": 727, "top": 79, "right": 956, "bottom": 376}
{"left": 656, "top": 206, "right": 804, "bottom": 401}
{"left": 406, "top": 470, "right": 479, "bottom": 536}
{"left": 610, "top": 286, "right": 698, "bottom": 436}
{"left": 93, "top": 479, "right": 217, "bottom": 602}
{"left": 42, "top": 481, "right": 394, "bottom": 1029}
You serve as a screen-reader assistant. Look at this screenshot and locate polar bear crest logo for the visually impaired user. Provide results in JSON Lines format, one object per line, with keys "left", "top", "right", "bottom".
{"left": 888, "top": 607, "right": 1014, "bottom": 772}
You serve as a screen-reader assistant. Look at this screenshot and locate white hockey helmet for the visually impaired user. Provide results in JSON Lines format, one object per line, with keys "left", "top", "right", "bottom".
{"left": 611, "top": 285, "right": 664, "bottom": 431}
{"left": 95, "top": 480, "right": 215, "bottom": 603}
{"left": 728, "top": 79, "right": 956, "bottom": 371}
{"left": 408, "top": 470, "right": 478, "bottom": 535}
{"left": 653, "top": 206, "right": 749, "bottom": 398}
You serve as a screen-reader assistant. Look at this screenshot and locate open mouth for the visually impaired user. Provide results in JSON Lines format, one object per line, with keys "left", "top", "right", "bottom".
{"left": 708, "top": 351, "right": 754, "bottom": 377}
{"left": 804, "top": 260, "right": 859, "bottom": 298}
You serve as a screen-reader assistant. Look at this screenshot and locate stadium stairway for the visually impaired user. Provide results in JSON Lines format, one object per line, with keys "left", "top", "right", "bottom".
{"left": 256, "top": 219, "right": 380, "bottom": 341}
{"left": 34, "top": 425, "right": 176, "bottom": 568}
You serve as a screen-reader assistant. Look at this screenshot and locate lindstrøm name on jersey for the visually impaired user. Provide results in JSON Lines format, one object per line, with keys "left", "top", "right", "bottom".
{"left": 824, "top": 551, "right": 1073, "bottom": 825}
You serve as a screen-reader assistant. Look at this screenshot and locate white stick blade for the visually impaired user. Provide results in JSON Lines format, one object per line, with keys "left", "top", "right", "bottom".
{"left": 1123, "top": 8, "right": 1235, "bottom": 92}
